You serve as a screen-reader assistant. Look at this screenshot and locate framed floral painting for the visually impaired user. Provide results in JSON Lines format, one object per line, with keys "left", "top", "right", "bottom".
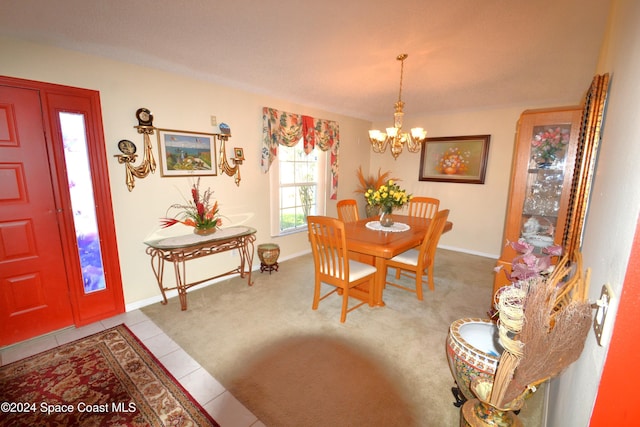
{"left": 418, "top": 135, "right": 490, "bottom": 184}
{"left": 157, "top": 129, "right": 217, "bottom": 177}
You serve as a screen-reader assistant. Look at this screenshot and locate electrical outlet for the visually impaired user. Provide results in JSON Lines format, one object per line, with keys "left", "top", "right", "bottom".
{"left": 210, "top": 115, "right": 217, "bottom": 126}
{"left": 593, "top": 283, "right": 614, "bottom": 346}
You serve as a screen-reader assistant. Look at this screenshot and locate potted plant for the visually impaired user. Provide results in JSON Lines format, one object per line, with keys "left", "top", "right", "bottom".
{"left": 355, "top": 166, "right": 397, "bottom": 218}
{"left": 364, "top": 180, "right": 411, "bottom": 227}
{"left": 160, "top": 178, "right": 222, "bottom": 235}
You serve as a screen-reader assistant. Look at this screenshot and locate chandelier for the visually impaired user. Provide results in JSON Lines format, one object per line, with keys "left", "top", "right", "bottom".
{"left": 369, "top": 53, "right": 427, "bottom": 159}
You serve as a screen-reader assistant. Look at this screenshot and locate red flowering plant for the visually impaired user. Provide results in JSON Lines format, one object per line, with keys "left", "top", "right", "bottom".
{"left": 160, "top": 178, "right": 221, "bottom": 232}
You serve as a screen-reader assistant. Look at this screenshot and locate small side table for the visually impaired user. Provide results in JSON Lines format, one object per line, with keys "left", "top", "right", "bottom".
{"left": 144, "top": 226, "right": 257, "bottom": 310}
{"left": 258, "top": 243, "right": 280, "bottom": 273}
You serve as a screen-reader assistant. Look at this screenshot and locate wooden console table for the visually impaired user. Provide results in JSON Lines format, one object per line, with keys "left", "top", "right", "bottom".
{"left": 144, "top": 226, "right": 257, "bottom": 310}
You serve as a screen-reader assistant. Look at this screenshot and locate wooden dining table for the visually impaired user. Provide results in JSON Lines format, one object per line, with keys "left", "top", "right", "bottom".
{"left": 343, "top": 214, "right": 453, "bottom": 307}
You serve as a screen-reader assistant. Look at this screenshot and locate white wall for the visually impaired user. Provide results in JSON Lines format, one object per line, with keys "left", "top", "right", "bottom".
{"left": 548, "top": 0, "right": 640, "bottom": 425}
{"left": 0, "top": 36, "right": 373, "bottom": 307}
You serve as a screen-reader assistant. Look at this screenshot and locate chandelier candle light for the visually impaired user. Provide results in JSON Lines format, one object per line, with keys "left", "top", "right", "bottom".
{"left": 369, "top": 54, "right": 427, "bottom": 159}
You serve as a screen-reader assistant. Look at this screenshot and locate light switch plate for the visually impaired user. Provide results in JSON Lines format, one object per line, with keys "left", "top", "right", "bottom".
{"left": 593, "top": 283, "right": 614, "bottom": 346}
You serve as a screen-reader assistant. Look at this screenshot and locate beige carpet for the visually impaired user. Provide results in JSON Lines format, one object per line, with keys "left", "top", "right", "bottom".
{"left": 142, "top": 249, "right": 544, "bottom": 426}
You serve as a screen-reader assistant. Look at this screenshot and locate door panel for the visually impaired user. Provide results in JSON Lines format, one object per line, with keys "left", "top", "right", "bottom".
{"left": 0, "top": 77, "right": 124, "bottom": 346}
{"left": 45, "top": 92, "right": 125, "bottom": 325}
{"left": 0, "top": 86, "right": 74, "bottom": 345}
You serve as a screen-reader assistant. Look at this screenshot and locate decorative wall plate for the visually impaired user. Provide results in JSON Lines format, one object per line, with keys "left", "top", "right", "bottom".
{"left": 117, "top": 139, "right": 136, "bottom": 155}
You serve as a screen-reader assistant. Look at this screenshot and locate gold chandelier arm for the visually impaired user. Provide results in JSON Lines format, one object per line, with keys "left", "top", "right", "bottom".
{"left": 368, "top": 130, "right": 389, "bottom": 153}
{"left": 370, "top": 138, "right": 389, "bottom": 153}
{"left": 405, "top": 137, "right": 423, "bottom": 153}
{"left": 406, "top": 128, "right": 427, "bottom": 152}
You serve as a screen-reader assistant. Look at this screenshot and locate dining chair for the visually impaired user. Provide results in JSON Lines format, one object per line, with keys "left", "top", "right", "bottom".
{"left": 337, "top": 199, "right": 359, "bottom": 223}
{"left": 385, "top": 209, "right": 450, "bottom": 300}
{"left": 307, "top": 215, "right": 376, "bottom": 322}
{"left": 407, "top": 196, "right": 440, "bottom": 219}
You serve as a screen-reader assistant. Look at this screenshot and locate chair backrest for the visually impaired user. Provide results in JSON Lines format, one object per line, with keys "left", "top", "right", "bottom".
{"left": 337, "top": 199, "right": 359, "bottom": 223}
{"left": 419, "top": 209, "right": 450, "bottom": 266}
{"left": 408, "top": 197, "right": 440, "bottom": 219}
{"left": 307, "top": 216, "right": 349, "bottom": 285}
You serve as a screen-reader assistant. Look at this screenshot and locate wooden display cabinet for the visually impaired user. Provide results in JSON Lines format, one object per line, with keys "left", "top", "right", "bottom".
{"left": 493, "top": 106, "right": 583, "bottom": 297}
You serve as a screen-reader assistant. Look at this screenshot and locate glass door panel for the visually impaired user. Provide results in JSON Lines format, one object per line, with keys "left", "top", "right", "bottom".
{"left": 520, "top": 123, "right": 573, "bottom": 254}
{"left": 59, "top": 112, "right": 106, "bottom": 293}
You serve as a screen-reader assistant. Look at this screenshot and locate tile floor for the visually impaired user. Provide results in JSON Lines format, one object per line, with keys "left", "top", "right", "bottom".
{"left": 0, "top": 310, "right": 265, "bottom": 427}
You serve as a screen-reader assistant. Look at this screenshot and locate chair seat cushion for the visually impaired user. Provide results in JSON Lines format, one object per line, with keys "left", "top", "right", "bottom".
{"left": 349, "top": 259, "right": 377, "bottom": 281}
{"left": 389, "top": 248, "right": 420, "bottom": 266}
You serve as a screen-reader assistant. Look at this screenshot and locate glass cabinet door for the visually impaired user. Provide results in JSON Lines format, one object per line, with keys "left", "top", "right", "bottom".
{"left": 520, "top": 124, "right": 573, "bottom": 254}
{"left": 492, "top": 107, "right": 582, "bottom": 296}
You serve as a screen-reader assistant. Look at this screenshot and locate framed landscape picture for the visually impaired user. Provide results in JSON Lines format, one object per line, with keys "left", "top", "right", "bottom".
{"left": 157, "top": 129, "right": 217, "bottom": 176}
{"left": 419, "top": 135, "right": 490, "bottom": 184}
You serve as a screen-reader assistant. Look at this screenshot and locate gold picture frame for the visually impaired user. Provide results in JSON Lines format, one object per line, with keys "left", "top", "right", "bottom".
{"left": 419, "top": 135, "right": 490, "bottom": 184}
{"left": 156, "top": 129, "right": 217, "bottom": 177}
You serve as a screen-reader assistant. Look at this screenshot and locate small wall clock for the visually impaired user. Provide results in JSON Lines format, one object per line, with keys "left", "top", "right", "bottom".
{"left": 136, "top": 108, "right": 154, "bottom": 127}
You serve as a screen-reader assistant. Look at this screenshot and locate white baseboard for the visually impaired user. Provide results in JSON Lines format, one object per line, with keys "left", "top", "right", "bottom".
{"left": 125, "top": 246, "right": 490, "bottom": 312}
{"left": 438, "top": 244, "right": 499, "bottom": 260}
{"left": 125, "top": 249, "right": 312, "bottom": 312}
{"left": 126, "top": 269, "right": 251, "bottom": 312}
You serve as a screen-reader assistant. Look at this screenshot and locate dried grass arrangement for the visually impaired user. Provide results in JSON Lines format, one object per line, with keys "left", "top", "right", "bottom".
{"left": 469, "top": 251, "right": 592, "bottom": 419}
{"left": 355, "top": 166, "right": 397, "bottom": 195}
{"left": 355, "top": 167, "right": 399, "bottom": 217}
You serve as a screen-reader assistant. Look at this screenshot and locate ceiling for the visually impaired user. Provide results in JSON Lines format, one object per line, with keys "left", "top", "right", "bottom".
{"left": 0, "top": 0, "right": 611, "bottom": 122}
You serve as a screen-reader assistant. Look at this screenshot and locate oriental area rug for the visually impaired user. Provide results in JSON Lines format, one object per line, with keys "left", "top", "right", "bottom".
{"left": 0, "top": 325, "right": 219, "bottom": 427}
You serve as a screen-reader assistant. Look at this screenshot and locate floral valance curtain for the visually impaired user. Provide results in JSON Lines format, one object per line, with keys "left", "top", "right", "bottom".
{"left": 261, "top": 107, "right": 340, "bottom": 199}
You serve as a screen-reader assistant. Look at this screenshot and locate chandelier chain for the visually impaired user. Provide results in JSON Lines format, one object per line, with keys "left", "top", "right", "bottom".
{"left": 398, "top": 59, "right": 404, "bottom": 102}
{"left": 397, "top": 54, "right": 405, "bottom": 103}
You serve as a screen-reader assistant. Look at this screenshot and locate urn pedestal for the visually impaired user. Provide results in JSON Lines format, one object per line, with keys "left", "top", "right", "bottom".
{"left": 258, "top": 243, "right": 280, "bottom": 273}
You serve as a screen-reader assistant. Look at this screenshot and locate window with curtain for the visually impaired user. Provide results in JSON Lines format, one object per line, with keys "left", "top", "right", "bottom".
{"left": 262, "top": 107, "right": 339, "bottom": 236}
{"left": 269, "top": 142, "right": 327, "bottom": 235}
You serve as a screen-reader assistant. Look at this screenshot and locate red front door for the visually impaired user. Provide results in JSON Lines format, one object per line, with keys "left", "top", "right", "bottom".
{"left": 0, "top": 85, "right": 75, "bottom": 344}
{"left": 0, "top": 77, "right": 124, "bottom": 347}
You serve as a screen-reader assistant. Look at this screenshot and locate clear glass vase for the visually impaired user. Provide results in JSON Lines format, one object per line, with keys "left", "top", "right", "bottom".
{"left": 379, "top": 207, "right": 394, "bottom": 227}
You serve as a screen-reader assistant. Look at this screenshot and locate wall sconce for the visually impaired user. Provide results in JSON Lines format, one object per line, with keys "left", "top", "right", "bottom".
{"left": 217, "top": 122, "right": 243, "bottom": 186}
{"left": 114, "top": 108, "right": 157, "bottom": 191}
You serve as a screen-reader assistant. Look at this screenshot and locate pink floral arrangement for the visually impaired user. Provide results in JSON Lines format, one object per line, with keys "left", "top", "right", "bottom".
{"left": 495, "top": 239, "right": 563, "bottom": 282}
{"left": 490, "top": 239, "right": 563, "bottom": 320}
{"left": 531, "top": 127, "right": 570, "bottom": 163}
